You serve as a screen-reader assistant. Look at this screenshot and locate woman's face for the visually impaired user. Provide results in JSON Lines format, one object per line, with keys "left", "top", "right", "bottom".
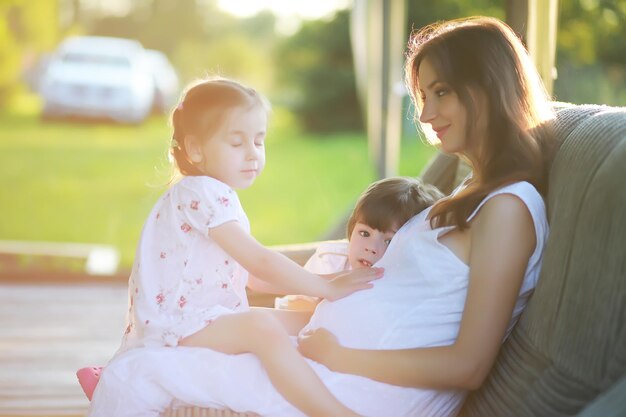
{"left": 417, "top": 57, "right": 487, "bottom": 161}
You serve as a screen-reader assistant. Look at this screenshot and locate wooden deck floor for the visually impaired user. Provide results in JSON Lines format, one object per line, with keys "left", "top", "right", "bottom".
{"left": 0, "top": 283, "right": 127, "bottom": 416}
{"left": 0, "top": 243, "right": 313, "bottom": 416}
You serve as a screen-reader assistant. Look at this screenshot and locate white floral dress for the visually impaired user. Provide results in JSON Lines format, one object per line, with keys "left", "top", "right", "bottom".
{"left": 119, "top": 175, "right": 250, "bottom": 353}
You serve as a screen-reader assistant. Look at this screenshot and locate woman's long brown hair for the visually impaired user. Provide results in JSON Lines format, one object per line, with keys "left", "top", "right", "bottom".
{"left": 405, "top": 17, "right": 556, "bottom": 229}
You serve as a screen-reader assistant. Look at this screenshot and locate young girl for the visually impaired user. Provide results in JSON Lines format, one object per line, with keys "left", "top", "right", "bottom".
{"left": 79, "top": 177, "right": 439, "bottom": 399}
{"left": 89, "top": 77, "right": 383, "bottom": 417}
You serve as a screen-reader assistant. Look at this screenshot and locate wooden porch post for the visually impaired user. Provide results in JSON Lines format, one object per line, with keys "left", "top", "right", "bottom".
{"left": 507, "top": 0, "right": 559, "bottom": 95}
{"left": 351, "top": 0, "right": 407, "bottom": 179}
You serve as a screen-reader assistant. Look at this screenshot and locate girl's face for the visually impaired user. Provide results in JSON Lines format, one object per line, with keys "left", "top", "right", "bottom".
{"left": 348, "top": 222, "right": 397, "bottom": 269}
{"left": 192, "top": 104, "right": 267, "bottom": 189}
{"left": 417, "top": 57, "right": 488, "bottom": 161}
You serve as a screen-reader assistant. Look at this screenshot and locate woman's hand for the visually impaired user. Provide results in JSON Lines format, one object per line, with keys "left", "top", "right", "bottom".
{"left": 323, "top": 267, "right": 383, "bottom": 301}
{"left": 298, "top": 327, "right": 341, "bottom": 370}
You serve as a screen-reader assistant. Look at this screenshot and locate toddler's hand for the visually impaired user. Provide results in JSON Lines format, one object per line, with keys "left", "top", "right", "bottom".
{"left": 323, "top": 267, "right": 383, "bottom": 301}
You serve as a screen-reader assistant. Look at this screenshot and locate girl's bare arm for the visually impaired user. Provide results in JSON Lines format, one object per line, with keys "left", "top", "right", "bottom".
{"left": 210, "top": 221, "right": 382, "bottom": 300}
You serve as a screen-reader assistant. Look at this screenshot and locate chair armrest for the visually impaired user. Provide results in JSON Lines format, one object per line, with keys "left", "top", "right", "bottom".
{"left": 271, "top": 241, "right": 320, "bottom": 266}
{"left": 246, "top": 241, "right": 322, "bottom": 307}
{"left": 575, "top": 376, "right": 626, "bottom": 417}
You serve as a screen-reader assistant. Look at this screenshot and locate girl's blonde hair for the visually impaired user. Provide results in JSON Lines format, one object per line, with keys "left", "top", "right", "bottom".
{"left": 346, "top": 177, "right": 443, "bottom": 238}
{"left": 405, "top": 16, "right": 556, "bottom": 229}
{"left": 169, "top": 77, "right": 270, "bottom": 178}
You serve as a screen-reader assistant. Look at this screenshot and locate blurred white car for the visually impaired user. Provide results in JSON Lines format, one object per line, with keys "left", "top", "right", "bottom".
{"left": 145, "top": 49, "right": 180, "bottom": 114}
{"left": 39, "top": 36, "right": 155, "bottom": 124}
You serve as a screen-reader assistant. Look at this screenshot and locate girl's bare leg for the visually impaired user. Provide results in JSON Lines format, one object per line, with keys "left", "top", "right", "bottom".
{"left": 180, "top": 310, "right": 360, "bottom": 417}
{"left": 251, "top": 306, "right": 312, "bottom": 335}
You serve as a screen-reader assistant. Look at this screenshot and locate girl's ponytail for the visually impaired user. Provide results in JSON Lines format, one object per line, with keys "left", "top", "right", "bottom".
{"left": 170, "top": 103, "right": 202, "bottom": 179}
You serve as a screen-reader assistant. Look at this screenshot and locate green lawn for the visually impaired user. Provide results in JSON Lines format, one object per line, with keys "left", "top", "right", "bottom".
{"left": 0, "top": 111, "right": 435, "bottom": 268}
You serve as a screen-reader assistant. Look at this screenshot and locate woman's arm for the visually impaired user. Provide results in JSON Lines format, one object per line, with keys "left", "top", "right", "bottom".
{"left": 299, "top": 194, "right": 536, "bottom": 390}
{"left": 210, "top": 221, "right": 382, "bottom": 300}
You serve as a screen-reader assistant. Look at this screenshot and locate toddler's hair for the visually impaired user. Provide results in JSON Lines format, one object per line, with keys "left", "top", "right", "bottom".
{"left": 347, "top": 177, "right": 443, "bottom": 238}
{"left": 169, "top": 77, "right": 271, "bottom": 177}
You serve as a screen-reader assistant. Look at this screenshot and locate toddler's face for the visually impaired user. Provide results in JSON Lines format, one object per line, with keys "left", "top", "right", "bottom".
{"left": 348, "top": 222, "right": 397, "bottom": 269}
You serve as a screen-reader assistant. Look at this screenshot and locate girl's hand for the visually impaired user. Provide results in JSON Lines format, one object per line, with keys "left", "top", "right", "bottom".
{"left": 324, "top": 267, "right": 384, "bottom": 301}
{"left": 298, "top": 327, "right": 341, "bottom": 369}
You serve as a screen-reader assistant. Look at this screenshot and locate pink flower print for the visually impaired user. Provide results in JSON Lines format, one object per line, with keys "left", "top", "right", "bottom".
{"left": 160, "top": 252, "right": 167, "bottom": 259}
{"left": 221, "top": 282, "right": 228, "bottom": 289}
{"left": 156, "top": 292, "right": 165, "bottom": 305}
{"left": 217, "top": 196, "right": 230, "bottom": 207}
{"left": 130, "top": 296, "right": 134, "bottom": 306}
{"left": 190, "top": 200, "right": 200, "bottom": 210}
{"left": 178, "top": 295, "right": 187, "bottom": 309}
{"left": 180, "top": 223, "right": 192, "bottom": 233}
{"left": 156, "top": 212, "right": 160, "bottom": 220}
{"left": 184, "top": 259, "right": 188, "bottom": 267}
{"left": 177, "top": 204, "right": 182, "bottom": 210}
{"left": 224, "top": 260, "right": 229, "bottom": 265}
{"left": 135, "top": 288, "right": 139, "bottom": 294}
{"left": 195, "top": 278, "right": 203, "bottom": 285}
{"left": 205, "top": 318, "right": 214, "bottom": 326}
{"left": 145, "top": 320, "right": 150, "bottom": 325}
{"left": 124, "top": 324, "right": 132, "bottom": 335}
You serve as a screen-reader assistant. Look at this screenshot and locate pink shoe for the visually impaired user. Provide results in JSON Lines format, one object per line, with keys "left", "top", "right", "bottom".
{"left": 76, "top": 366, "right": 103, "bottom": 401}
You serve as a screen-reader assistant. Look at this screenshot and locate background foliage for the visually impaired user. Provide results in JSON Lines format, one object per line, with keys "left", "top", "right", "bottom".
{"left": 2, "top": 0, "right": 625, "bottom": 125}
{"left": 0, "top": 112, "right": 434, "bottom": 267}
{"left": 0, "top": 0, "right": 624, "bottom": 269}
{"left": 276, "top": 10, "right": 363, "bottom": 132}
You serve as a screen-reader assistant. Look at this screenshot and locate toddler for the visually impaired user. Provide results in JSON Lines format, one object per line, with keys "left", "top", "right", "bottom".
{"left": 278, "top": 176, "right": 443, "bottom": 310}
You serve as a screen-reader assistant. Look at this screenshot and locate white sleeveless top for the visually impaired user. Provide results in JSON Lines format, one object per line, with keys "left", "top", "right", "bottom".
{"left": 307, "top": 181, "right": 548, "bottom": 350}
{"left": 299, "top": 181, "right": 548, "bottom": 416}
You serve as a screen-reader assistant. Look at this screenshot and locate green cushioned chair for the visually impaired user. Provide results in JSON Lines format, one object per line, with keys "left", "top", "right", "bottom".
{"left": 447, "top": 103, "right": 626, "bottom": 417}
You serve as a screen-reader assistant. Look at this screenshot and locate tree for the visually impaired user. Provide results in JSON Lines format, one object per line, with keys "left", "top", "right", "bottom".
{"left": 276, "top": 9, "right": 363, "bottom": 133}
{"left": 0, "top": 0, "right": 59, "bottom": 108}
{"left": 554, "top": 0, "right": 626, "bottom": 105}
{"left": 86, "top": 0, "right": 277, "bottom": 90}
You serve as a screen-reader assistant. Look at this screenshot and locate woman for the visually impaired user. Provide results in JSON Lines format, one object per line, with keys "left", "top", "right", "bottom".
{"left": 298, "top": 13, "right": 555, "bottom": 401}
{"left": 89, "top": 16, "right": 555, "bottom": 417}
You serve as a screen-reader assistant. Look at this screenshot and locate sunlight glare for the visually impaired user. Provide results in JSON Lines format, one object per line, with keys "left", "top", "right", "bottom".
{"left": 217, "top": 0, "right": 350, "bottom": 18}
{"left": 217, "top": 0, "right": 350, "bottom": 33}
